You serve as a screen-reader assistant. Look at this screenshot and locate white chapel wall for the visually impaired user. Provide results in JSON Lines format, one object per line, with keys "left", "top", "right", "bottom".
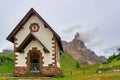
{"left": 16, "top": 40, "right": 53, "bottom": 66}
{"left": 15, "top": 15, "right": 55, "bottom": 67}
{"left": 15, "top": 15, "right": 53, "bottom": 53}
{"left": 15, "top": 52, "right": 26, "bottom": 66}
{"left": 56, "top": 42, "right": 60, "bottom": 68}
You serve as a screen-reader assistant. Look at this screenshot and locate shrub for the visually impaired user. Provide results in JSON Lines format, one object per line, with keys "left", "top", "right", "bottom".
{"left": 76, "top": 61, "right": 80, "bottom": 68}
{"left": 117, "top": 55, "right": 120, "bottom": 60}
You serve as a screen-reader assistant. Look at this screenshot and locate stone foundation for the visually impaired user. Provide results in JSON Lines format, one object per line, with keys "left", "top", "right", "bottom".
{"left": 42, "top": 67, "right": 61, "bottom": 76}
{"left": 14, "top": 66, "right": 61, "bottom": 76}
{"left": 14, "top": 67, "right": 28, "bottom": 76}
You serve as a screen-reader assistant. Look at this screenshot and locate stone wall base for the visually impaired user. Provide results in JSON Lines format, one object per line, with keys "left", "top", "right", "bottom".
{"left": 42, "top": 67, "right": 62, "bottom": 76}
{"left": 14, "top": 67, "right": 28, "bottom": 76}
{"left": 14, "top": 66, "right": 61, "bottom": 76}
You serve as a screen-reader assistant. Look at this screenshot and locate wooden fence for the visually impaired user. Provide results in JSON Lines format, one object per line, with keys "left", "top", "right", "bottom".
{"left": 97, "top": 66, "right": 120, "bottom": 73}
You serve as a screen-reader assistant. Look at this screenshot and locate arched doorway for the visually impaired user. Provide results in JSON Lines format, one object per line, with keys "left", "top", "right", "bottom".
{"left": 27, "top": 48, "right": 42, "bottom": 73}
{"left": 30, "top": 53, "right": 40, "bottom": 73}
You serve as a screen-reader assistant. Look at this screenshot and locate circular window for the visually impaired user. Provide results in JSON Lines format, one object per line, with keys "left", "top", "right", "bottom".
{"left": 29, "top": 23, "right": 40, "bottom": 32}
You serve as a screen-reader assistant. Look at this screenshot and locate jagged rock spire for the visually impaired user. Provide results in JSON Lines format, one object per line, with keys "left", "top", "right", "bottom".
{"left": 74, "top": 32, "right": 80, "bottom": 40}
{"left": 62, "top": 31, "right": 106, "bottom": 64}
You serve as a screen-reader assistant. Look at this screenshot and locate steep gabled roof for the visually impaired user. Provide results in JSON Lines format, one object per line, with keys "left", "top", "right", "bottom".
{"left": 16, "top": 33, "right": 49, "bottom": 53}
{"left": 6, "top": 8, "right": 63, "bottom": 51}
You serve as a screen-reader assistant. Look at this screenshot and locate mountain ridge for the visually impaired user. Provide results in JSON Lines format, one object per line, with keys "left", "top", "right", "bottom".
{"left": 62, "top": 32, "right": 107, "bottom": 64}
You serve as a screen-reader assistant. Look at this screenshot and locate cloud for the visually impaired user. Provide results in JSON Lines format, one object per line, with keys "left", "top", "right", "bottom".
{"left": 62, "top": 24, "right": 81, "bottom": 34}
{"left": 78, "top": 27, "right": 103, "bottom": 51}
{"left": 61, "top": 24, "right": 81, "bottom": 41}
{"left": 80, "top": 27, "right": 98, "bottom": 42}
{"left": 86, "top": 39, "right": 102, "bottom": 48}
{"left": 62, "top": 25, "right": 102, "bottom": 49}
{"left": 62, "top": 24, "right": 99, "bottom": 42}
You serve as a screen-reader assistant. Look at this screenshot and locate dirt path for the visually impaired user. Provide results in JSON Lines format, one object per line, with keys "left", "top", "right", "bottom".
{"left": 16, "top": 77, "right": 50, "bottom": 80}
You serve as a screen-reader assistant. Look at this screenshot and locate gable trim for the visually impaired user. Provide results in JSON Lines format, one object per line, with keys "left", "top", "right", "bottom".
{"left": 16, "top": 33, "right": 49, "bottom": 53}
{"left": 6, "top": 8, "right": 63, "bottom": 51}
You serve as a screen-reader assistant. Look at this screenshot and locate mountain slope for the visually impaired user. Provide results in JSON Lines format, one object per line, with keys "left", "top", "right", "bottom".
{"left": 62, "top": 32, "right": 107, "bottom": 64}
{"left": 102, "top": 54, "right": 120, "bottom": 68}
{"left": 60, "top": 52, "right": 80, "bottom": 70}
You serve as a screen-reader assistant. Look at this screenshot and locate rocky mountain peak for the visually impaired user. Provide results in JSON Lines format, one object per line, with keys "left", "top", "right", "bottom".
{"left": 74, "top": 32, "right": 80, "bottom": 40}
{"left": 62, "top": 32, "right": 107, "bottom": 64}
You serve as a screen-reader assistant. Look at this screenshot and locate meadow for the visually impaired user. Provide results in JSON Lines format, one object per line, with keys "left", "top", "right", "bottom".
{"left": 0, "top": 52, "right": 120, "bottom": 80}
{"left": 51, "top": 53, "right": 120, "bottom": 80}
{"left": 0, "top": 53, "right": 13, "bottom": 73}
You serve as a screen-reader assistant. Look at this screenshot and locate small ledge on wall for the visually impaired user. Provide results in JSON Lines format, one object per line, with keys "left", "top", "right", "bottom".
{"left": 48, "top": 64, "right": 53, "bottom": 67}
{"left": 43, "top": 48, "right": 49, "bottom": 53}
{"left": 16, "top": 48, "right": 24, "bottom": 53}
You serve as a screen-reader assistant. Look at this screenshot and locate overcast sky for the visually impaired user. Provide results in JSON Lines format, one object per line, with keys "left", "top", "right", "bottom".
{"left": 1, "top": 0, "right": 120, "bottom": 57}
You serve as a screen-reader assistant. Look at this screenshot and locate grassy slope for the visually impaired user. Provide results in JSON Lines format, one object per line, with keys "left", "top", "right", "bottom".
{"left": 0, "top": 62, "right": 13, "bottom": 73}
{"left": 60, "top": 52, "right": 80, "bottom": 70}
{"left": 0, "top": 52, "right": 14, "bottom": 60}
{"left": 0, "top": 52, "right": 120, "bottom": 80}
{"left": 0, "top": 53, "right": 13, "bottom": 73}
{"left": 60, "top": 52, "right": 101, "bottom": 74}
{"left": 52, "top": 52, "right": 120, "bottom": 80}
{"left": 102, "top": 57, "right": 120, "bottom": 68}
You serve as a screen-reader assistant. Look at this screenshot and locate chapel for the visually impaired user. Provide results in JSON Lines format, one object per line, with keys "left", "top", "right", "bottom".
{"left": 7, "top": 8, "right": 63, "bottom": 76}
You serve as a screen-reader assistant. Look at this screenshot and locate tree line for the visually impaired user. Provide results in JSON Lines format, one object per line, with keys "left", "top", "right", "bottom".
{"left": 107, "top": 48, "right": 120, "bottom": 63}
{"left": 0, "top": 56, "right": 13, "bottom": 64}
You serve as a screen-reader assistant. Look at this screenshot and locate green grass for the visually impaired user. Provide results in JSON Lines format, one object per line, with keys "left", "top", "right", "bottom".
{"left": 102, "top": 60, "right": 120, "bottom": 68}
{"left": 60, "top": 52, "right": 80, "bottom": 70}
{"left": 104, "top": 53, "right": 120, "bottom": 68}
{"left": 0, "top": 52, "right": 14, "bottom": 60}
{"left": 52, "top": 73, "right": 120, "bottom": 80}
{"left": 102, "top": 55, "right": 120, "bottom": 68}
{"left": 52, "top": 52, "right": 120, "bottom": 80}
{"left": 0, "top": 53, "right": 14, "bottom": 73}
{"left": 0, "top": 62, "right": 13, "bottom": 73}
{"left": 0, "top": 52, "right": 120, "bottom": 80}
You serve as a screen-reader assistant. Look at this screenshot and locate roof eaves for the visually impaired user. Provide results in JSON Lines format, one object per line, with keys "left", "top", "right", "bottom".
{"left": 6, "top": 8, "right": 35, "bottom": 42}
{"left": 17, "top": 33, "right": 50, "bottom": 53}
